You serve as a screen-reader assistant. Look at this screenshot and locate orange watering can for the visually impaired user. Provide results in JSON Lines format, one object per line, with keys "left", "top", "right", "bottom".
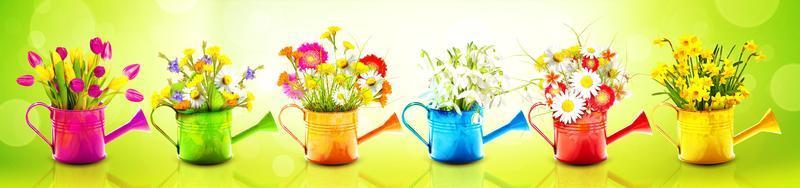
{"left": 278, "top": 104, "right": 401, "bottom": 165}
{"left": 652, "top": 104, "right": 781, "bottom": 164}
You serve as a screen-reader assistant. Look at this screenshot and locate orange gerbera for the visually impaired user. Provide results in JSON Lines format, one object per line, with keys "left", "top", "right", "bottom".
{"left": 279, "top": 46, "right": 293, "bottom": 57}
{"left": 277, "top": 72, "right": 289, "bottom": 86}
{"left": 174, "top": 100, "right": 191, "bottom": 110}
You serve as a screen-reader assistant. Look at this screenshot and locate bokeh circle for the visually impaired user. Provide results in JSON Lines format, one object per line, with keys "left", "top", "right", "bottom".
{"left": 715, "top": 0, "right": 780, "bottom": 28}
{"left": 770, "top": 64, "right": 800, "bottom": 111}
{"left": 0, "top": 99, "right": 38, "bottom": 147}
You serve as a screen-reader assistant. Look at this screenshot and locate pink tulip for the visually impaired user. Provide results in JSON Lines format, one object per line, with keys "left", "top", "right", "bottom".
{"left": 93, "top": 66, "right": 106, "bottom": 78}
{"left": 90, "top": 37, "right": 104, "bottom": 55}
{"left": 69, "top": 78, "right": 85, "bottom": 93}
{"left": 123, "top": 64, "right": 140, "bottom": 79}
{"left": 27, "top": 51, "right": 42, "bottom": 68}
{"left": 125, "top": 89, "right": 143, "bottom": 102}
{"left": 101, "top": 42, "right": 112, "bottom": 60}
{"left": 56, "top": 47, "right": 68, "bottom": 60}
{"left": 88, "top": 85, "right": 102, "bottom": 98}
{"left": 16, "top": 75, "right": 34, "bottom": 87}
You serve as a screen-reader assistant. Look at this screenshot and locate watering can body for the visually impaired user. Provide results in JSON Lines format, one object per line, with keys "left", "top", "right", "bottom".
{"left": 278, "top": 104, "right": 401, "bottom": 165}
{"left": 653, "top": 106, "right": 781, "bottom": 164}
{"left": 151, "top": 107, "right": 277, "bottom": 164}
{"left": 25, "top": 102, "right": 150, "bottom": 164}
{"left": 528, "top": 103, "right": 651, "bottom": 165}
{"left": 401, "top": 102, "right": 530, "bottom": 164}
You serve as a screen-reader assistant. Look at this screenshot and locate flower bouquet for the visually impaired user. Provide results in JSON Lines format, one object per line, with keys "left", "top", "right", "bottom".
{"left": 523, "top": 32, "right": 650, "bottom": 165}
{"left": 650, "top": 35, "right": 780, "bottom": 164}
{"left": 150, "top": 41, "right": 275, "bottom": 164}
{"left": 19, "top": 37, "right": 149, "bottom": 164}
{"left": 401, "top": 42, "right": 530, "bottom": 164}
{"left": 276, "top": 26, "right": 400, "bottom": 165}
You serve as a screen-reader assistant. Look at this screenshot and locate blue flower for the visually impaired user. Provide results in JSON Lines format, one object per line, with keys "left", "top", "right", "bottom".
{"left": 245, "top": 67, "right": 256, "bottom": 80}
{"left": 168, "top": 58, "right": 180, "bottom": 73}
{"left": 171, "top": 91, "right": 184, "bottom": 101}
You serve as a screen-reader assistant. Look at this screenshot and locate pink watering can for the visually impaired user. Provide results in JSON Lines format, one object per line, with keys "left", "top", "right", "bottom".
{"left": 25, "top": 102, "right": 150, "bottom": 164}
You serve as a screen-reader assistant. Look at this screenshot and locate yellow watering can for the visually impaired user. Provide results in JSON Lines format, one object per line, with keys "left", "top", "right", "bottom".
{"left": 652, "top": 104, "right": 781, "bottom": 164}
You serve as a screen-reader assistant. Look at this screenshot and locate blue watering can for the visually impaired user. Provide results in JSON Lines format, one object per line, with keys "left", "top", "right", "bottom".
{"left": 401, "top": 102, "right": 530, "bottom": 164}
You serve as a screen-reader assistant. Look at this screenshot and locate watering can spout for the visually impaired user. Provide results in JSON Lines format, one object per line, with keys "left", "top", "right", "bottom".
{"left": 104, "top": 109, "right": 150, "bottom": 144}
{"left": 606, "top": 111, "right": 651, "bottom": 145}
{"left": 483, "top": 111, "right": 529, "bottom": 144}
{"left": 232, "top": 112, "right": 278, "bottom": 144}
{"left": 733, "top": 109, "right": 780, "bottom": 145}
{"left": 357, "top": 113, "right": 401, "bottom": 144}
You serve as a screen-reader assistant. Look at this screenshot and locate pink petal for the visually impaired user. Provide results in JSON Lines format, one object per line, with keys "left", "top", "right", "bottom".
{"left": 125, "top": 89, "right": 143, "bottom": 102}
{"left": 27, "top": 51, "right": 42, "bottom": 68}
{"left": 123, "top": 64, "right": 140, "bottom": 80}
{"left": 90, "top": 37, "right": 104, "bottom": 55}
{"left": 56, "top": 47, "right": 68, "bottom": 60}
{"left": 16, "top": 75, "right": 34, "bottom": 87}
{"left": 101, "top": 42, "right": 112, "bottom": 60}
{"left": 88, "top": 85, "right": 102, "bottom": 98}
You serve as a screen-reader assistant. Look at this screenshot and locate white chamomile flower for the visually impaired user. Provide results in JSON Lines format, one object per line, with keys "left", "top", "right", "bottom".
{"left": 581, "top": 46, "right": 601, "bottom": 59}
{"left": 214, "top": 68, "right": 239, "bottom": 92}
{"left": 358, "top": 70, "right": 384, "bottom": 94}
{"left": 182, "top": 87, "right": 206, "bottom": 109}
{"left": 551, "top": 90, "right": 586, "bottom": 124}
{"left": 333, "top": 88, "right": 351, "bottom": 106}
{"left": 570, "top": 68, "right": 601, "bottom": 99}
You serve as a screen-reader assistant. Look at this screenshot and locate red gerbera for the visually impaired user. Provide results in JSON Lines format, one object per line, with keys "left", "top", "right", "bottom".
{"left": 588, "top": 85, "right": 615, "bottom": 112}
{"left": 581, "top": 57, "right": 599, "bottom": 71}
{"left": 359, "top": 54, "right": 387, "bottom": 77}
{"left": 544, "top": 82, "right": 567, "bottom": 99}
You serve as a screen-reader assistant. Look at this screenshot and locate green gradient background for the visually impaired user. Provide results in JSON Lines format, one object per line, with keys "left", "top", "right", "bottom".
{"left": 1, "top": 0, "right": 799, "bottom": 187}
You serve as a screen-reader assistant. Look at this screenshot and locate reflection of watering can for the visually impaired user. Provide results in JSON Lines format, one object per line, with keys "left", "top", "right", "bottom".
{"left": 652, "top": 105, "right": 781, "bottom": 164}
{"left": 533, "top": 162, "right": 636, "bottom": 187}
{"left": 33, "top": 161, "right": 132, "bottom": 188}
{"left": 150, "top": 107, "right": 277, "bottom": 164}
{"left": 25, "top": 102, "right": 150, "bottom": 164}
{"left": 528, "top": 103, "right": 651, "bottom": 165}
{"left": 658, "top": 162, "right": 754, "bottom": 187}
{"left": 278, "top": 104, "right": 401, "bottom": 165}
{"left": 401, "top": 102, "right": 530, "bottom": 164}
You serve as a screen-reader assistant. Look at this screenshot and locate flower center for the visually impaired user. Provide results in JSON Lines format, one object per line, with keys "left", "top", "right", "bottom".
{"left": 597, "top": 92, "right": 609, "bottom": 104}
{"left": 587, "top": 48, "right": 596, "bottom": 53}
{"left": 366, "top": 78, "right": 376, "bottom": 86}
{"left": 191, "top": 90, "right": 200, "bottom": 99}
{"left": 581, "top": 76, "right": 593, "bottom": 88}
{"left": 562, "top": 100, "right": 575, "bottom": 112}
{"left": 223, "top": 75, "right": 232, "bottom": 85}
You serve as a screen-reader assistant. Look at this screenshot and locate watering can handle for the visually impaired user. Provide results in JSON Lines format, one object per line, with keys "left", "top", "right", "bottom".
{"left": 278, "top": 104, "right": 307, "bottom": 151}
{"left": 401, "top": 102, "right": 430, "bottom": 147}
{"left": 528, "top": 103, "right": 554, "bottom": 149}
{"left": 651, "top": 102, "right": 680, "bottom": 152}
{"left": 150, "top": 105, "right": 178, "bottom": 148}
{"left": 25, "top": 102, "right": 53, "bottom": 148}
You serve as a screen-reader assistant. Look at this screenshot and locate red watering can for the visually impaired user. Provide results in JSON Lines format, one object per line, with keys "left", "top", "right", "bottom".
{"left": 527, "top": 102, "right": 651, "bottom": 165}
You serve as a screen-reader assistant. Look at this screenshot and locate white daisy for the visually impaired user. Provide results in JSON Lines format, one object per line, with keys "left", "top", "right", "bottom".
{"left": 214, "top": 68, "right": 238, "bottom": 92}
{"left": 551, "top": 91, "right": 586, "bottom": 124}
{"left": 333, "top": 88, "right": 351, "bottom": 106}
{"left": 605, "top": 63, "right": 628, "bottom": 85}
{"left": 581, "top": 46, "right": 601, "bottom": 59}
{"left": 357, "top": 70, "right": 384, "bottom": 94}
{"left": 570, "top": 68, "right": 601, "bottom": 99}
{"left": 544, "top": 48, "right": 569, "bottom": 72}
{"left": 182, "top": 87, "right": 206, "bottom": 109}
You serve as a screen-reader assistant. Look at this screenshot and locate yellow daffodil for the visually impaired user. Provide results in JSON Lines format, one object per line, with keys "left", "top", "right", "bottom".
{"left": 738, "top": 85, "right": 750, "bottom": 98}
{"left": 334, "top": 74, "right": 346, "bottom": 85}
{"left": 108, "top": 77, "right": 129, "bottom": 90}
{"left": 336, "top": 58, "right": 349, "bottom": 68}
{"left": 220, "top": 54, "right": 232, "bottom": 65}
{"left": 754, "top": 52, "right": 767, "bottom": 61}
{"left": 700, "top": 49, "right": 714, "bottom": 60}
{"left": 320, "top": 31, "right": 332, "bottom": 40}
{"left": 318, "top": 63, "right": 335, "bottom": 75}
{"left": 151, "top": 92, "right": 163, "bottom": 108}
{"left": 534, "top": 54, "right": 547, "bottom": 71}
{"left": 354, "top": 62, "right": 369, "bottom": 75}
{"left": 206, "top": 46, "right": 221, "bottom": 58}
{"left": 328, "top": 26, "right": 341, "bottom": 35}
{"left": 360, "top": 88, "right": 374, "bottom": 104}
{"left": 653, "top": 37, "right": 667, "bottom": 46}
{"left": 180, "top": 57, "right": 189, "bottom": 67}
{"left": 184, "top": 48, "right": 195, "bottom": 57}
{"left": 160, "top": 86, "right": 171, "bottom": 98}
{"left": 702, "top": 62, "right": 720, "bottom": 76}
{"left": 343, "top": 41, "right": 354, "bottom": 51}
{"left": 305, "top": 75, "right": 318, "bottom": 89}
{"left": 744, "top": 40, "right": 758, "bottom": 52}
